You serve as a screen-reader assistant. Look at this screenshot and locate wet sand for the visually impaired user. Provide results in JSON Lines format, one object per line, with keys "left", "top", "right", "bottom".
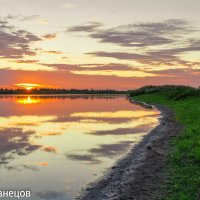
{"left": 78, "top": 100, "right": 182, "bottom": 200}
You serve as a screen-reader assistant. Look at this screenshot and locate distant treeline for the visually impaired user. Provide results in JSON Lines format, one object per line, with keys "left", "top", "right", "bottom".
{"left": 129, "top": 85, "right": 200, "bottom": 100}
{"left": 0, "top": 88, "right": 127, "bottom": 95}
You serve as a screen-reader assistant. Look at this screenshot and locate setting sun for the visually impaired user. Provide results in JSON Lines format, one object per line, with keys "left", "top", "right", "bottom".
{"left": 26, "top": 87, "right": 32, "bottom": 91}
{"left": 15, "top": 83, "right": 42, "bottom": 91}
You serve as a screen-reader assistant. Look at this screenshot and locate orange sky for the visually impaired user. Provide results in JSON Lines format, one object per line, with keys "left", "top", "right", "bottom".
{"left": 1, "top": 68, "right": 199, "bottom": 90}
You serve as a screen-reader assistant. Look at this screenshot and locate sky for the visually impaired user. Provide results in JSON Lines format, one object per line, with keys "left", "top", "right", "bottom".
{"left": 0, "top": 0, "right": 200, "bottom": 90}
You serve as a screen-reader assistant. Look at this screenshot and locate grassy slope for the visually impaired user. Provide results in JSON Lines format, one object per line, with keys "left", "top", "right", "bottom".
{"left": 134, "top": 93, "right": 200, "bottom": 200}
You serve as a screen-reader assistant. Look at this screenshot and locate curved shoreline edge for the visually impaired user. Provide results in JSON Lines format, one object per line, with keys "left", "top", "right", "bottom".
{"left": 78, "top": 99, "right": 182, "bottom": 200}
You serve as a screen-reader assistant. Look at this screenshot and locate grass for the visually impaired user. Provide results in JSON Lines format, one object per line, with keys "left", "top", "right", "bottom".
{"left": 130, "top": 88, "right": 200, "bottom": 200}
{"left": 130, "top": 85, "right": 200, "bottom": 100}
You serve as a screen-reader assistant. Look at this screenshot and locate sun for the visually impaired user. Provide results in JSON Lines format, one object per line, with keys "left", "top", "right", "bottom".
{"left": 25, "top": 86, "right": 33, "bottom": 91}
{"left": 15, "top": 83, "right": 42, "bottom": 91}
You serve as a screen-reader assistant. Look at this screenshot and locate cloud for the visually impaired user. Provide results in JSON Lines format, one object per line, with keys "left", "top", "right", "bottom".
{"left": 44, "top": 63, "right": 134, "bottom": 71}
{"left": 5, "top": 163, "right": 40, "bottom": 172}
{"left": 42, "top": 146, "right": 58, "bottom": 154}
{"left": 148, "top": 68, "right": 200, "bottom": 77}
{"left": 79, "top": 63, "right": 135, "bottom": 71}
{"left": 0, "top": 128, "right": 41, "bottom": 166}
{"left": 22, "top": 164, "right": 39, "bottom": 171}
{"left": 49, "top": 115, "right": 132, "bottom": 124}
{"left": 10, "top": 60, "right": 39, "bottom": 64}
{"left": 42, "top": 132, "right": 63, "bottom": 136}
{"left": 0, "top": 19, "right": 14, "bottom": 30}
{"left": 87, "top": 49, "right": 200, "bottom": 67}
{"left": 88, "top": 141, "right": 133, "bottom": 158}
{"left": 87, "top": 124, "right": 153, "bottom": 136}
{"left": 42, "top": 33, "right": 57, "bottom": 40}
{"left": 5, "top": 14, "right": 39, "bottom": 22}
{"left": 66, "top": 141, "right": 133, "bottom": 165}
{"left": 15, "top": 122, "right": 39, "bottom": 126}
{"left": 68, "top": 22, "right": 103, "bottom": 33}
{"left": 20, "top": 15, "right": 40, "bottom": 22}
{"left": 69, "top": 19, "right": 200, "bottom": 68}
{"left": 147, "top": 40, "right": 200, "bottom": 60}
{"left": 66, "top": 154, "right": 102, "bottom": 165}
{"left": 0, "top": 19, "right": 41, "bottom": 59}
{"left": 71, "top": 69, "right": 158, "bottom": 78}
{"left": 44, "top": 51, "right": 63, "bottom": 55}
{"left": 69, "top": 19, "right": 190, "bottom": 47}
{"left": 5, "top": 14, "right": 49, "bottom": 25}
{"left": 87, "top": 51, "right": 149, "bottom": 60}
{"left": 42, "top": 63, "right": 158, "bottom": 78}
{"left": 86, "top": 51, "right": 181, "bottom": 66}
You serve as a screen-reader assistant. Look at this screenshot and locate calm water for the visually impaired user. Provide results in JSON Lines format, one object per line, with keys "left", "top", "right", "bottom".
{"left": 0, "top": 95, "right": 159, "bottom": 200}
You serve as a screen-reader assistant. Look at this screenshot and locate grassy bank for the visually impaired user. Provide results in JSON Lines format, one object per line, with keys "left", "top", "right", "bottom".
{"left": 130, "top": 86, "right": 200, "bottom": 200}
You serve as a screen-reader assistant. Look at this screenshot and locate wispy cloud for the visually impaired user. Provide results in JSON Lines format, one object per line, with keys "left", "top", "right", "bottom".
{"left": 42, "top": 63, "right": 159, "bottom": 78}
{"left": 10, "top": 60, "right": 39, "bottom": 64}
{"left": 44, "top": 63, "right": 134, "bottom": 71}
{"left": 5, "top": 14, "right": 39, "bottom": 22}
{"left": 20, "top": 15, "right": 40, "bottom": 22}
{"left": 66, "top": 141, "right": 133, "bottom": 165}
{"left": 67, "top": 19, "right": 200, "bottom": 69}
{"left": 68, "top": 19, "right": 190, "bottom": 47}
{"left": 0, "top": 128, "right": 41, "bottom": 166}
{"left": 42, "top": 33, "right": 57, "bottom": 40}
{"left": 68, "top": 22, "right": 103, "bottom": 33}
{"left": 0, "top": 19, "right": 41, "bottom": 59}
{"left": 43, "top": 50, "right": 63, "bottom": 55}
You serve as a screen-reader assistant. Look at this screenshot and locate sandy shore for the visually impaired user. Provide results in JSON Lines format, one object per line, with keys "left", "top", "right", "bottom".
{"left": 78, "top": 100, "right": 182, "bottom": 200}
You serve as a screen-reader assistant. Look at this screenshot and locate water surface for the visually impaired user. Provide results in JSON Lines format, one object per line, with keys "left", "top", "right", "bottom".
{"left": 0, "top": 95, "right": 159, "bottom": 199}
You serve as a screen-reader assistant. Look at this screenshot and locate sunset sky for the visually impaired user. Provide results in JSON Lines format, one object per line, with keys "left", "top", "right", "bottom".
{"left": 0, "top": 0, "right": 200, "bottom": 89}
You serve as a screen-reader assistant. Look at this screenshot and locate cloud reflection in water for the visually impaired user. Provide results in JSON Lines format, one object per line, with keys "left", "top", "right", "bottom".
{"left": 0, "top": 96, "right": 159, "bottom": 199}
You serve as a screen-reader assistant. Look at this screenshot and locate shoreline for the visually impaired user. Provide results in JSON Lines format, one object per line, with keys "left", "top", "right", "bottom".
{"left": 78, "top": 100, "right": 182, "bottom": 200}
{"left": 0, "top": 94, "right": 126, "bottom": 97}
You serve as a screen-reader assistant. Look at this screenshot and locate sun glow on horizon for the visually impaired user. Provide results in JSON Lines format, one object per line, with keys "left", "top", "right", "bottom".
{"left": 15, "top": 83, "right": 42, "bottom": 91}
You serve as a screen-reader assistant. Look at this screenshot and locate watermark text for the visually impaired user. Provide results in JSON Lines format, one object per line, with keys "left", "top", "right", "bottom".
{"left": 0, "top": 190, "right": 31, "bottom": 199}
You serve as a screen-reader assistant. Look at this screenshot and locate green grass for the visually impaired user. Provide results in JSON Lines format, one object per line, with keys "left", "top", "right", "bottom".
{"left": 129, "top": 85, "right": 200, "bottom": 100}
{"left": 132, "top": 92, "right": 200, "bottom": 200}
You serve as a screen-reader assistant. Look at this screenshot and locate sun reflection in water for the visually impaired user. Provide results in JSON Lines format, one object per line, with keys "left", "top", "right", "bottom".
{"left": 16, "top": 96, "right": 41, "bottom": 104}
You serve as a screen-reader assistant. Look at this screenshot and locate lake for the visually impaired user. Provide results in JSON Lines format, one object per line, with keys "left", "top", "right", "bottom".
{"left": 0, "top": 95, "right": 160, "bottom": 200}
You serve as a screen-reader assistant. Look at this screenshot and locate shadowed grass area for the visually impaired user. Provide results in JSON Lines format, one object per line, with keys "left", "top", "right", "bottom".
{"left": 130, "top": 85, "right": 200, "bottom": 100}
{"left": 130, "top": 87, "right": 200, "bottom": 200}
